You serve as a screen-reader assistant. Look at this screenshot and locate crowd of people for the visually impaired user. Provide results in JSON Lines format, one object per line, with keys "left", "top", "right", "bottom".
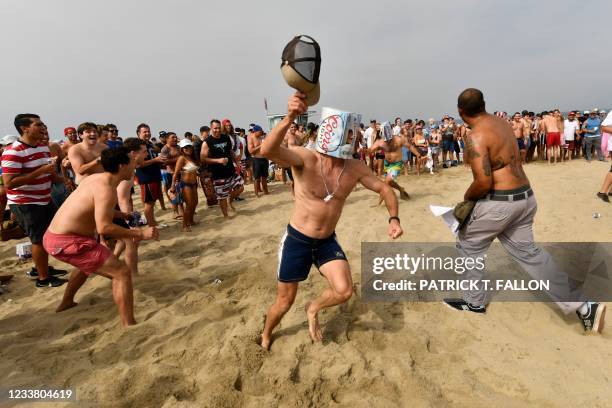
{"left": 0, "top": 103, "right": 610, "bottom": 324}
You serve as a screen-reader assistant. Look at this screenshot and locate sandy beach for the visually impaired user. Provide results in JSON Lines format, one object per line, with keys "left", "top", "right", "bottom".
{"left": 0, "top": 159, "right": 610, "bottom": 408}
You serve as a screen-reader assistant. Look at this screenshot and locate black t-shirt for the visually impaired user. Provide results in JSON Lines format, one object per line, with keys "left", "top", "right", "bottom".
{"left": 135, "top": 141, "right": 162, "bottom": 184}
{"left": 205, "top": 134, "right": 235, "bottom": 179}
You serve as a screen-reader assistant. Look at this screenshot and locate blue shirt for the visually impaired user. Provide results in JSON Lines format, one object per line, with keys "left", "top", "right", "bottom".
{"left": 584, "top": 117, "right": 601, "bottom": 137}
{"left": 106, "top": 139, "right": 123, "bottom": 149}
{"left": 135, "top": 141, "right": 161, "bottom": 184}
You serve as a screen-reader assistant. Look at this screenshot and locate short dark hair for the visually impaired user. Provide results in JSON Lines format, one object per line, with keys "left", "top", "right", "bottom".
{"left": 101, "top": 146, "right": 130, "bottom": 173}
{"left": 14, "top": 113, "right": 40, "bottom": 135}
{"left": 102, "top": 124, "right": 113, "bottom": 132}
{"left": 457, "top": 88, "right": 486, "bottom": 117}
{"left": 123, "top": 137, "right": 146, "bottom": 153}
{"left": 106, "top": 123, "right": 117, "bottom": 129}
{"left": 77, "top": 122, "right": 98, "bottom": 135}
{"left": 136, "top": 123, "right": 150, "bottom": 134}
{"left": 199, "top": 125, "right": 210, "bottom": 133}
{"left": 165, "top": 132, "right": 177, "bottom": 138}
{"left": 184, "top": 132, "right": 193, "bottom": 138}
{"left": 210, "top": 119, "right": 221, "bottom": 126}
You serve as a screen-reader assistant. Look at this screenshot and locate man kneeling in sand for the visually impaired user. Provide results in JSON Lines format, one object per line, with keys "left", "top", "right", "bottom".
{"left": 260, "top": 93, "right": 403, "bottom": 350}
{"left": 43, "top": 147, "right": 158, "bottom": 326}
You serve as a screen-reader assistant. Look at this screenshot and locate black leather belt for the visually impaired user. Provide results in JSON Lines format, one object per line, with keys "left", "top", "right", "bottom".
{"left": 487, "top": 189, "right": 533, "bottom": 202}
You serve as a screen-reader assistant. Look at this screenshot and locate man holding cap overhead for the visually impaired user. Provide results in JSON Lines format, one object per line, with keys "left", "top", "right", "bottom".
{"left": 258, "top": 93, "right": 403, "bottom": 350}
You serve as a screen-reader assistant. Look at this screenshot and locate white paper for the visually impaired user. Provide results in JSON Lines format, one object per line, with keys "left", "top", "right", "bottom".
{"left": 429, "top": 205, "right": 459, "bottom": 236}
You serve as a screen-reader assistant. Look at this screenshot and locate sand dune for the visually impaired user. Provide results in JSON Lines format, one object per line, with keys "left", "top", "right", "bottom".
{"left": 0, "top": 159, "right": 610, "bottom": 407}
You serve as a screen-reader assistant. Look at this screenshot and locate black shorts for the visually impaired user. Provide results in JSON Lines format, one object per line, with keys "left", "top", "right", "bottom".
{"left": 9, "top": 203, "right": 56, "bottom": 244}
{"left": 277, "top": 224, "right": 347, "bottom": 283}
{"left": 517, "top": 138, "right": 526, "bottom": 150}
{"left": 252, "top": 157, "right": 269, "bottom": 179}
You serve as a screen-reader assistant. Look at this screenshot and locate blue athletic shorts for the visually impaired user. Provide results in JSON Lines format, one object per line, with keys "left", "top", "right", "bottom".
{"left": 277, "top": 224, "right": 347, "bottom": 283}
{"left": 442, "top": 139, "right": 454, "bottom": 152}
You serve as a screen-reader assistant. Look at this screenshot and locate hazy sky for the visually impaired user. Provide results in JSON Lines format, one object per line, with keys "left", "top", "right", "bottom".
{"left": 1, "top": 0, "right": 610, "bottom": 139}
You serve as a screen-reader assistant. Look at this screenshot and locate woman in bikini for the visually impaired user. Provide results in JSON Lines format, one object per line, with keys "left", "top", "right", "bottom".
{"left": 171, "top": 139, "right": 200, "bottom": 231}
{"left": 413, "top": 126, "right": 429, "bottom": 176}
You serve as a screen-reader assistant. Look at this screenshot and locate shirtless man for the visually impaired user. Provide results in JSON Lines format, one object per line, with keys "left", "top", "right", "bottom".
{"left": 68, "top": 122, "right": 107, "bottom": 185}
{"left": 541, "top": 110, "right": 562, "bottom": 164}
{"left": 43, "top": 147, "right": 158, "bottom": 326}
{"left": 61, "top": 127, "right": 80, "bottom": 189}
{"left": 512, "top": 112, "right": 527, "bottom": 163}
{"left": 259, "top": 93, "right": 403, "bottom": 350}
{"left": 369, "top": 125, "right": 422, "bottom": 201}
{"left": 443, "top": 88, "right": 605, "bottom": 334}
{"left": 521, "top": 111, "right": 534, "bottom": 162}
{"left": 247, "top": 126, "right": 269, "bottom": 197}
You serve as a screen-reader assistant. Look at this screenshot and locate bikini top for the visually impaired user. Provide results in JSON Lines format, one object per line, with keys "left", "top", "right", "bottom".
{"left": 182, "top": 161, "right": 199, "bottom": 173}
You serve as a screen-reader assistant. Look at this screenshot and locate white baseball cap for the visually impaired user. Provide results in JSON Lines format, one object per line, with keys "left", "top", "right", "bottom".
{"left": 178, "top": 138, "right": 193, "bottom": 148}
{"left": 583, "top": 110, "right": 590, "bottom": 115}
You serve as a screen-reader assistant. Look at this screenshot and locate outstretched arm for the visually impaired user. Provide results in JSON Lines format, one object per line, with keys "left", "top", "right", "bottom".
{"left": 463, "top": 133, "right": 492, "bottom": 201}
{"left": 356, "top": 161, "right": 403, "bottom": 239}
{"left": 260, "top": 92, "right": 308, "bottom": 168}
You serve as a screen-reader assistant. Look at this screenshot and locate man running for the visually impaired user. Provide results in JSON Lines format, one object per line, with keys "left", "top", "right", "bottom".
{"left": 369, "top": 123, "right": 422, "bottom": 201}
{"left": 44, "top": 147, "right": 158, "bottom": 326}
{"left": 259, "top": 93, "right": 403, "bottom": 350}
{"left": 444, "top": 88, "right": 605, "bottom": 334}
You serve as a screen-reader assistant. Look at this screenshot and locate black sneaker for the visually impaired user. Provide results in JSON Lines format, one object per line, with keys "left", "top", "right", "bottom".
{"left": 35, "top": 276, "right": 67, "bottom": 288}
{"left": 26, "top": 266, "right": 68, "bottom": 280}
{"left": 442, "top": 163, "right": 448, "bottom": 169}
{"left": 577, "top": 302, "right": 606, "bottom": 333}
{"left": 443, "top": 298, "right": 486, "bottom": 313}
{"left": 596, "top": 192, "right": 610, "bottom": 203}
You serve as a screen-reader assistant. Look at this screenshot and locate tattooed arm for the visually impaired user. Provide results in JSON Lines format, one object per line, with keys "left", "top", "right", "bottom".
{"left": 463, "top": 133, "right": 493, "bottom": 201}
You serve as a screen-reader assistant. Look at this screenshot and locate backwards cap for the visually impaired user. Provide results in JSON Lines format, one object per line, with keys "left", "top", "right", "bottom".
{"left": 281, "top": 35, "right": 321, "bottom": 106}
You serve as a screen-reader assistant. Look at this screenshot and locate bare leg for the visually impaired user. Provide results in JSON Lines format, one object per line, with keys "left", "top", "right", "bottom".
{"left": 95, "top": 255, "right": 136, "bottom": 326}
{"left": 219, "top": 197, "right": 229, "bottom": 218}
{"left": 305, "top": 260, "right": 353, "bottom": 342}
{"left": 31, "top": 243, "right": 49, "bottom": 280}
{"left": 143, "top": 202, "right": 156, "bottom": 227}
{"left": 56, "top": 269, "right": 88, "bottom": 312}
{"left": 387, "top": 178, "right": 409, "bottom": 200}
{"left": 261, "top": 282, "right": 298, "bottom": 350}
{"left": 599, "top": 172, "right": 612, "bottom": 194}
{"left": 261, "top": 178, "right": 269, "bottom": 195}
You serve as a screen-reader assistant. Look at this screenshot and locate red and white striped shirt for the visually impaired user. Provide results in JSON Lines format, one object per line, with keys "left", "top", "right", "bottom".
{"left": 1, "top": 141, "right": 52, "bottom": 205}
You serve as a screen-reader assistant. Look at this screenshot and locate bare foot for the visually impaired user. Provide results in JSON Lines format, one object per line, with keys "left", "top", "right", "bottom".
{"left": 305, "top": 302, "right": 322, "bottom": 342}
{"left": 260, "top": 333, "right": 271, "bottom": 351}
{"left": 400, "top": 190, "right": 410, "bottom": 200}
{"left": 56, "top": 301, "right": 78, "bottom": 313}
{"left": 182, "top": 226, "right": 192, "bottom": 232}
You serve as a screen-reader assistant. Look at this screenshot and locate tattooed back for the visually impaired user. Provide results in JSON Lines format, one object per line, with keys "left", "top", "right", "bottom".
{"left": 465, "top": 114, "right": 529, "bottom": 191}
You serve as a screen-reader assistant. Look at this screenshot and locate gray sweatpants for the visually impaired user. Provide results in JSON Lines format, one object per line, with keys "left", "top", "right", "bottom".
{"left": 456, "top": 193, "right": 585, "bottom": 314}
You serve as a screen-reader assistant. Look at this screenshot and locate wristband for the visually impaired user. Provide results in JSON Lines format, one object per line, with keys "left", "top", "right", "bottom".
{"left": 389, "top": 216, "right": 400, "bottom": 224}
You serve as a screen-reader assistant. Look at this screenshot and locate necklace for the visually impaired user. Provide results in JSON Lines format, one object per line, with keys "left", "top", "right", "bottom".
{"left": 319, "top": 158, "right": 346, "bottom": 202}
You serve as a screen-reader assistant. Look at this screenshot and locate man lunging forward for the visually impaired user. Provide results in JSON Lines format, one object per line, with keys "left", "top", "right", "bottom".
{"left": 44, "top": 147, "right": 158, "bottom": 326}
{"left": 444, "top": 88, "right": 605, "bottom": 334}
{"left": 260, "top": 93, "right": 403, "bottom": 350}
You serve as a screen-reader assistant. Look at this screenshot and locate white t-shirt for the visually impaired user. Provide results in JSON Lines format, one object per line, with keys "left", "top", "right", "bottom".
{"left": 364, "top": 127, "right": 375, "bottom": 148}
{"left": 236, "top": 135, "right": 246, "bottom": 160}
{"left": 563, "top": 119, "right": 579, "bottom": 142}
{"left": 392, "top": 125, "right": 402, "bottom": 136}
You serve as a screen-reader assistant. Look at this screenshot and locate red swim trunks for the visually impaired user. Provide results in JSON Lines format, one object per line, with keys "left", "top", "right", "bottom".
{"left": 139, "top": 181, "right": 161, "bottom": 204}
{"left": 546, "top": 132, "right": 561, "bottom": 147}
{"left": 43, "top": 231, "right": 111, "bottom": 275}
